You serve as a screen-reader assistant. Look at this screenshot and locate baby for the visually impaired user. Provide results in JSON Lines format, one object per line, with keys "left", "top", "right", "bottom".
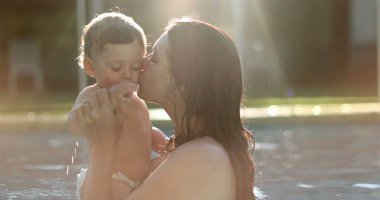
{"left": 66, "top": 12, "right": 168, "bottom": 200}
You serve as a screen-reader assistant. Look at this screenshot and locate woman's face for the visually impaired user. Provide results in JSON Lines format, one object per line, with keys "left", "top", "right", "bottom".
{"left": 138, "top": 33, "right": 175, "bottom": 105}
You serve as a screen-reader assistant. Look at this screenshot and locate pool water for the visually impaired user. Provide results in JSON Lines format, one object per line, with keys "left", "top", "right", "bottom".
{"left": 0, "top": 130, "right": 88, "bottom": 200}
{"left": 0, "top": 117, "right": 379, "bottom": 200}
{"left": 252, "top": 117, "right": 380, "bottom": 200}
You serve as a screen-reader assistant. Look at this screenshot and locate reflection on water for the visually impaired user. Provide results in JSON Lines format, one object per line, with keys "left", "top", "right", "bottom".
{"left": 0, "top": 118, "right": 379, "bottom": 199}
{"left": 0, "top": 131, "right": 87, "bottom": 200}
{"left": 353, "top": 183, "right": 380, "bottom": 189}
{"left": 252, "top": 119, "right": 380, "bottom": 200}
{"left": 297, "top": 183, "right": 315, "bottom": 188}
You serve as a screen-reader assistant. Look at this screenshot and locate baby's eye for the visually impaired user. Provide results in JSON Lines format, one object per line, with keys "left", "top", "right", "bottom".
{"left": 110, "top": 63, "right": 122, "bottom": 71}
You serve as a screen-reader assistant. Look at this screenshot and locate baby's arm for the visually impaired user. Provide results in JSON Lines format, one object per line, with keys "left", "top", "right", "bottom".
{"left": 67, "top": 85, "right": 99, "bottom": 135}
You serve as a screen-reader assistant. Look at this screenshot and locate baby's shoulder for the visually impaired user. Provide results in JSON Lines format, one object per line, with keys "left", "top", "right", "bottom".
{"left": 77, "top": 84, "right": 99, "bottom": 98}
{"left": 71, "top": 84, "right": 100, "bottom": 108}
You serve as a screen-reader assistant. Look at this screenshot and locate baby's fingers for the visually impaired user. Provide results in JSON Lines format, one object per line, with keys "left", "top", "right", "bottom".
{"left": 80, "top": 103, "right": 93, "bottom": 124}
{"left": 110, "top": 82, "right": 139, "bottom": 97}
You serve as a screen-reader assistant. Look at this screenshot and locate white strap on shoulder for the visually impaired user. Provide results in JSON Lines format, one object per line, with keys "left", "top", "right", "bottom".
{"left": 112, "top": 171, "right": 140, "bottom": 188}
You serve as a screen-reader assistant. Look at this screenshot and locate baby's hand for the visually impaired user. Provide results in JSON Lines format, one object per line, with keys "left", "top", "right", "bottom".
{"left": 109, "top": 81, "right": 139, "bottom": 107}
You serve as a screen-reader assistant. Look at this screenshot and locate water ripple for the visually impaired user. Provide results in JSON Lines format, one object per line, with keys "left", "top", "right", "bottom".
{"left": 353, "top": 183, "right": 380, "bottom": 189}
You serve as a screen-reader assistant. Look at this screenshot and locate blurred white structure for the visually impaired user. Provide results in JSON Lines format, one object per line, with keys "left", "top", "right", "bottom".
{"left": 378, "top": 0, "right": 380, "bottom": 102}
{"left": 7, "top": 38, "right": 44, "bottom": 93}
{"left": 76, "top": 0, "right": 87, "bottom": 91}
{"left": 351, "top": 0, "right": 376, "bottom": 45}
{"left": 351, "top": 0, "right": 378, "bottom": 101}
{"left": 76, "top": 0, "right": 104, "bottom": 91}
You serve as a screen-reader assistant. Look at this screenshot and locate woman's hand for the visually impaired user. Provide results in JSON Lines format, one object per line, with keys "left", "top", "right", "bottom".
{"left": 76, "top": 88, "right": 121, "bottom": 153}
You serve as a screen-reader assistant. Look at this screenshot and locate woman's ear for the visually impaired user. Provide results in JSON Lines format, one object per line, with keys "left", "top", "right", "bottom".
{"left": 83, "top": 57, "right": 95, "bottom": 78}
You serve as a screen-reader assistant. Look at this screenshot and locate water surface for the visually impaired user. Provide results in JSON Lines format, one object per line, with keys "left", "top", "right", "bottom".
{"left": 0, "top": 117, "right": 379, "bottom": 199}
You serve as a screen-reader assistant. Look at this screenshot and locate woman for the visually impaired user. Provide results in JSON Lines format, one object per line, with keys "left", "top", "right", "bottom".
{"left": 77, "top": 18, "right": 255, "bottom": 200}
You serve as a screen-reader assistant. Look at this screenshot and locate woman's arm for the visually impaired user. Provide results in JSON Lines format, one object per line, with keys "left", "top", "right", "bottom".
{"left": 83, "top": 147, "right": 116, "bottom": 200}
{"left": 75, "top": 88, "right": 120, "bottom": 200}
{"left": 77, "top": 86, "right": 140, "bottom": 200}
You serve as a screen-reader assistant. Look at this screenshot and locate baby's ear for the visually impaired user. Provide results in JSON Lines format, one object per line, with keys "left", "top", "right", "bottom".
{"left": 83, "top": 57, "right": 95, "bottom": 78}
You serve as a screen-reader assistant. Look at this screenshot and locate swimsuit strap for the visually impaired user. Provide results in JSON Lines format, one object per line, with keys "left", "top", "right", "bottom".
{"left": 112, "top": 171, "right": 140, "bottom": 188}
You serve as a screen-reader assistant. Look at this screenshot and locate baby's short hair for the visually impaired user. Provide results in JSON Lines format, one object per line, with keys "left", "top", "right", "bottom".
{"left": 78, "top": 12, "right": 146, "bottom": 68}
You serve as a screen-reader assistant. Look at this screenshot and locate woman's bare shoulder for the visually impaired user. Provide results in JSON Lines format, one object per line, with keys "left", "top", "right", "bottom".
{"left": 128, "top": 136, "right": 236, "bottom": 200}
{"left": 174, "top": 136, "right": 230, "bottom": 164}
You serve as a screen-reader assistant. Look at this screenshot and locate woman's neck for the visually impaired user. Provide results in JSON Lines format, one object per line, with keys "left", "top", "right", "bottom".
{"left": 160, "top": 91, "right": 207, "bottom": 137}
{"left": 163, "top": 104, "right": 206, "bottom": 138}
{"left": 161, "top": 98, "right": 185, "bottom": 133}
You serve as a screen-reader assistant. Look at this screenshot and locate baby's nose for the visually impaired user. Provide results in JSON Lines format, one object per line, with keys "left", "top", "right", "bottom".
{"left": 122, "top": 68, "right": 132, "bottom": 79}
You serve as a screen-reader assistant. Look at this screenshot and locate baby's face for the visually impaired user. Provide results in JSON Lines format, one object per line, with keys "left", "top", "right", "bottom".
{"left": 92, "top": 40, "right": 144, "bottom": 88}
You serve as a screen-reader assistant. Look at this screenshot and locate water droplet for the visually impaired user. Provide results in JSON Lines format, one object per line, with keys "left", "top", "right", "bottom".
{"left": 66, "top": 166, "right": 70, "bottom": 175}
{"left": 74, "top": 147, "right": 77, "bottom": 158}
{"left": 253, "top": 186, "right": 267, "bottom": 199}
{"left": 71, "top": 156, "right": 74, "bottom": 164}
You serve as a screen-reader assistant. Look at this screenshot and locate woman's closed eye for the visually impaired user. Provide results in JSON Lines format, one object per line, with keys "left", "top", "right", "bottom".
{"left": 131, "top": 61, "right": 143, "bottom": 71}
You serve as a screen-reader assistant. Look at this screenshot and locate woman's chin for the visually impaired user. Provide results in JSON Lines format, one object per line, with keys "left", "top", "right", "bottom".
{"left": 137, "top": 90, "right": 158, "bottom": 105}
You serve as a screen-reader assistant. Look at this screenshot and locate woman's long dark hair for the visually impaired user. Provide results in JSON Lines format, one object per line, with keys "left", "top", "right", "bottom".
{"left": 165, "top": 19, "right": 255, "bottom": 200}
